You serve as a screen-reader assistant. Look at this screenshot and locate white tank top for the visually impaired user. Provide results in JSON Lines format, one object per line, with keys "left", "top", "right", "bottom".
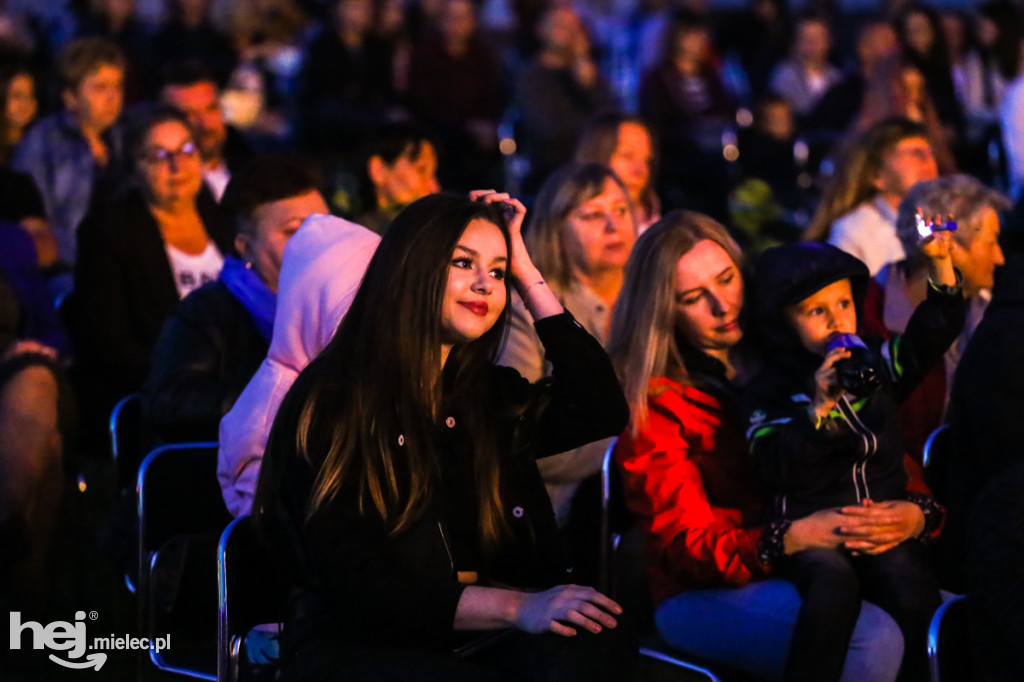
{"left": 165, "top": 240, "right": 224, "bottom": 298}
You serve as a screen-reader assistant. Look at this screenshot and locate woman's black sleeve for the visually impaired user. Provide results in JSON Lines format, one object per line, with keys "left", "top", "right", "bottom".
{"left": 518, "top": 310, "right": 630, "bottom": 458}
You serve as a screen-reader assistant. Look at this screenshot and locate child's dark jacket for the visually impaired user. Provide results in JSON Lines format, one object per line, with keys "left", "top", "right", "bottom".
{"left": 744, "top": 243, "right": 966, "bottom": 520}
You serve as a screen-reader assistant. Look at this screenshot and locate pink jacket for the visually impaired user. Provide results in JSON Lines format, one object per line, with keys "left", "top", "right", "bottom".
{"left": 217, "top": 214, "right": 380, "bottom": 516}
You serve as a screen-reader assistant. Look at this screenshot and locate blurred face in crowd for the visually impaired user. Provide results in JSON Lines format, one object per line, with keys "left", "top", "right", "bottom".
{"left": 759, "top": 100, "right": 793, "bottom": 141}
{"left": 440, "top": 218, "right": 507, "bottom": 348}
{"left": 64, "top": 64, "right": 123, "bottom": 133}
{"left": 139, "top": 120, "right": 203, "bottom": 207}
{"left": 370, "top": 141, "right": 441, "bottom": 210}
{"left": 796, "top": 19, "right": 831, "bottom": 66}
{"left": 785, "top": 279, "right": 857, "bottom": 356}
{"left": 236, "top": 190, "right": 329, "bottom": 291}
{"left": 5, "top": 73, "right": 36, "bottom": 133}
{"left": 940, "top": 12, "right": 966, "bottom": 57}
{"left": 874, "top": 136, "right": 938, "bottom": 201}
{"left": 162, "top": 81, "right": 227, "bottom": 164}
{"left": 673, "top": 240, "right": 744, "bottom": 356}
{"left": 976, "top": 17, "right": 999, "bottom": 49}
{"left": 953, "top": 207, "right": 1004, "bottom": 298}
{"left": 903, "top": 11, "right": 935, "bottom": 55}
{"left": 673, "top": 27, "right": 711, "bottom": 69}
{"left": 441, "top": 0, "right": 477, "bottom": 45}
{"left": 336, "top": 0, "right": 373, "bottom": 35}
{"left": 857, "top": 23, "right": 899, "bottom": 73}
{"left": 609, "top": 122, "right": 653, "bottom": 205}
{"left": 539, "top": 7, "right": 586, "bottom": 56}
{"left": 561, "top": 177, "right": 635, "bottom": 277}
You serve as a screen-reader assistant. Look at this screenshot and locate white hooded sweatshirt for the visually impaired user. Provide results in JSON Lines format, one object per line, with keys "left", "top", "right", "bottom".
{"left": 217, "top": 214, "right": 380, "bottom": 516}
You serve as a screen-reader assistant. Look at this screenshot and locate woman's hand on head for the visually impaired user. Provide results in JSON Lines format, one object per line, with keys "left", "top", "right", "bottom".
{"left": 469, "top": 190, "right": 563, "bottom": 320}
{"left": 513, "top": 585, "right": 622, "bottom": 637}
{"left": 836, "top": 499, "right": 925, "bottom": 555}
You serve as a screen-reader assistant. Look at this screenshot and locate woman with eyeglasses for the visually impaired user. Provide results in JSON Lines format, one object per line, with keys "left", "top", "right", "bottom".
{"left": 70, "top": 106, "right": 232, "bottom": 423}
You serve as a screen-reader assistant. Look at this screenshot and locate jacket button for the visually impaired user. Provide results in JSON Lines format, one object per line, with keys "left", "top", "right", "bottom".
{"left": 445, "top": 417, "right": 456, "bottom": 428}
{"left": 512, "top": 506, "right": 524, "bottom": 518}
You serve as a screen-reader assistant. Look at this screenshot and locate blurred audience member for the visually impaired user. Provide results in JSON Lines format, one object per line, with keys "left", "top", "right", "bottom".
{"left": 12, "top": 38, "right": 124, "bottom": 272}
{"left": 300, "top": 0, "right": 394, "bottom": 154}
{"left": 807, "top": 20, "right": 900, "bottom": 138}
{"left": 408, "top": 0, "right": 504, "bottom": 190}
{"left": 856, "top": 56, "right": 957, "bottom": 174}
{"left": 76, "top": 0, "right": 152, "bottom": 103}
{"left": 730, "top": 0, "right": 792, "bottom": 99}
{"left": 515, "top": 5, "right": 613, "bottom": 193}
{"left": 738, "top": 95, "right": 801, "bottom": 208}
{"left": 894, "top": 3, "right": 964, "bottom": 136}
{"left": 866, "top": 175, "right": 1009, "bottom": 466}
{"left": 354, "top": 122, "right": 439, "bottom": 234}
{"left": 0, "top": 62, "right": 52, "bottom": 268}
{"left": 575, "top": 113, "right": 661, "bottom": 232}
{"left": 146, "top": 155, "right": 326, "bottom": 444}
{"left": 958, "top": 1, "right": 1022, "bottom": 175}
{"left": 160, "top": 63, "right": 253, "bottom": 201}
{"left": 0, "top": 61, "right": 35, "bottom": 166}
{"left": 640, "top": 10, "right": 734, "bottom": 217}
{"left": 70, "top": 107, "right": 231, "bottom": 426}
{"left": 768, "top": 12, "right": 840, "bottom": 119}
{"left": 153, "top": 0, "right": 236, "bottom": 88}
{"left": 0, "top": 221, "right": 68, "bottom": 609}
{"left": 806, "top": 117, "right": 938, "bottom": 276}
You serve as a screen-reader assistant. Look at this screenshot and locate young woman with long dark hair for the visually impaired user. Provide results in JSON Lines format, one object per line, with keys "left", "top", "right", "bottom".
{"left": 254, "top": 191, "right": 634, "bottom": 681}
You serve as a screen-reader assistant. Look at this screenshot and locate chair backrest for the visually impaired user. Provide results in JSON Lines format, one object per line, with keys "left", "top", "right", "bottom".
{"left": 598, "top": 438, "right": 619, "bottom": 596}
{"left": 599, "top": 437, "right": 724, "bottom": 682}
{"left": 137, "top": 442, "right": 231, "bottom": 557}
{"left": 110, "top": 393, "right": 144, "bottom": 490}
{"left": 922, "top": 424, "right": 951, "bottom": 501}
{"left": 927, "top": 594, "right": 970, "bottom": 682}
{"left": 218, "top": 515, "right": 288, "bottom": 682}
{"left": 137, "top": 442, "right": 231, "bottom": 680}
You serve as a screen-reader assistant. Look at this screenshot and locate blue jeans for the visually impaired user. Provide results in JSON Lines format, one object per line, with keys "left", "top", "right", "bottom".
{"left": 655, "top": 578, "right": 903, "bottom": 682}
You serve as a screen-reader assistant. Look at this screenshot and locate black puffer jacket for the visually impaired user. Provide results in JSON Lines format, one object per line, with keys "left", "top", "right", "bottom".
{"left": 145, "top": 280, "right": 269, "bottom": 444}
{"left": 744, "top": 243, "right": 965, "bottom": 519}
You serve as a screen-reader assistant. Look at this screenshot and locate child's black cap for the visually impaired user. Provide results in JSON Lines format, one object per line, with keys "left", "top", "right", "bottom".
{"left": 750, "top": 242, "right": 870, "bottom": 338}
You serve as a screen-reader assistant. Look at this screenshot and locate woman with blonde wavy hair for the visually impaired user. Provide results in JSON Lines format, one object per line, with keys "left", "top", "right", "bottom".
{"left": 608, "top": 210, "right": 908, "bottom": 681}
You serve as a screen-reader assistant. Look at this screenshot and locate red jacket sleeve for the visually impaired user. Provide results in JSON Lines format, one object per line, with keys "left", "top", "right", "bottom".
{"left": 615, "top": 387, "right": 769, "bottom": 590}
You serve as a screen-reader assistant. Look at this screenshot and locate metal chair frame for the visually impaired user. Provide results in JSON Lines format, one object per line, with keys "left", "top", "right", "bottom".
{"left": 138, "top": 441, "right": 227, "bottom": 680}
{"left": 600, "top": 439, "right": 723, "bottom": 682}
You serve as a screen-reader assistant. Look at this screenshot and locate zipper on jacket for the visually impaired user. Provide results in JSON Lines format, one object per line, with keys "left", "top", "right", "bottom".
{"left": 836, "top": 395, "right": 878, "bottom": 501}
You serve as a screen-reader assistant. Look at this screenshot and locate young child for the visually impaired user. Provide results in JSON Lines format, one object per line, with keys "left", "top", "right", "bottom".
{"left": 745, "top": 236, "right": 964, "bottom": 682}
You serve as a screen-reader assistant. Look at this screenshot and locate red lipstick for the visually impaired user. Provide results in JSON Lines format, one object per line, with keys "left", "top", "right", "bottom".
{"left": 459, "top": 301, "right": 489, "bottom": 316}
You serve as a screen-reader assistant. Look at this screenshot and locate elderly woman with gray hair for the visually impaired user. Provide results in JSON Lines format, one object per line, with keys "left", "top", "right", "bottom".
{"left": 863, "top": 174, "right": 1009, "bottom": 464}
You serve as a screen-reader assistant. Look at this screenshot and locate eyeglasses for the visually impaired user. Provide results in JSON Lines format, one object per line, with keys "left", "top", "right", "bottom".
{"left": 143, "top": 142, "right": 198, "bottom": 167}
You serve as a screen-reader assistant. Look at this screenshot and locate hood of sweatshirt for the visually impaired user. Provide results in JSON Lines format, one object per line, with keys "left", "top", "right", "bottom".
{"left": 218, "top": 214, "right": 380, "bottom": 516}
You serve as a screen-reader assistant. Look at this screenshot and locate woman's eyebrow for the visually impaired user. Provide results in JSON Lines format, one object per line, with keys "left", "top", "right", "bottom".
{"left": 454, "top": 244, "right": 508, "bottom": 264}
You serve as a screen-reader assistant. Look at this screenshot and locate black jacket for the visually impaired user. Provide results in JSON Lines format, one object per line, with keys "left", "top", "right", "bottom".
{"left": 259, "top": 311, "right": 629, "bottom": 653}
{"left": 145, "top": 280, "right": 268, "bottom": 444}
{"left": 745, "top": 243, "right": 965, "bottom": 518}
{"left": 942, "top": 256, "right": 1024, "bottom": 590}
{"left": 70, "top": 187, "right": 232, "bottom": 402}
